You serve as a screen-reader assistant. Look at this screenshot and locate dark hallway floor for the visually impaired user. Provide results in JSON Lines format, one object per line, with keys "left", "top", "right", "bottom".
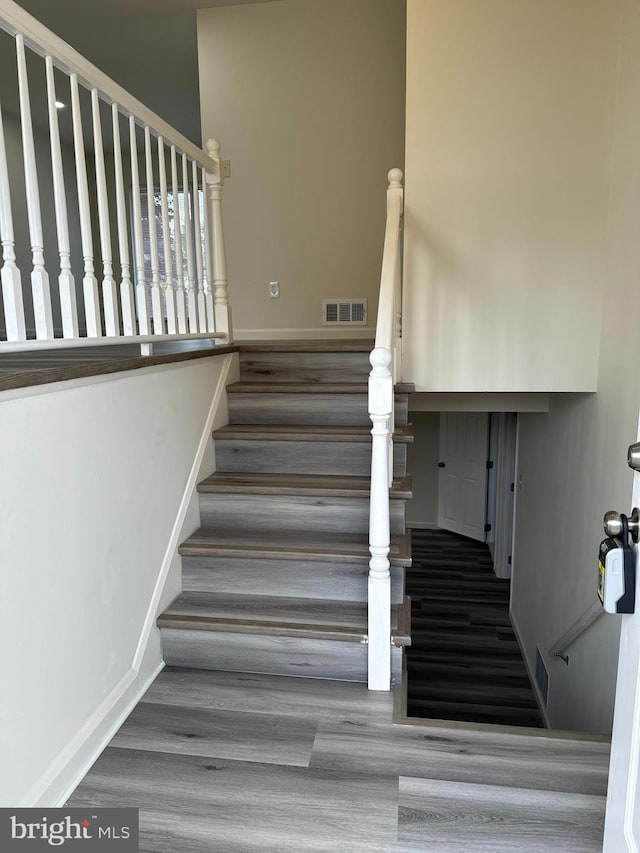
{"left": 406, "top": 528, "right": 544, "bottom": 728}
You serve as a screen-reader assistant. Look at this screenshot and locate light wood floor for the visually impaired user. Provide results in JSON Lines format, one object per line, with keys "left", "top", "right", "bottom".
{"left": 68, "top": 667, "right": 610, "bottom": 852}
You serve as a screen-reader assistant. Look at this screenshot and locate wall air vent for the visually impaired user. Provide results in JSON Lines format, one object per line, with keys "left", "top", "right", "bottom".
{"left": 535, "top": 646, "right": 550, "bottom": 707}
{"left": 322, "top": 299, "right": 367, "bottom": 325}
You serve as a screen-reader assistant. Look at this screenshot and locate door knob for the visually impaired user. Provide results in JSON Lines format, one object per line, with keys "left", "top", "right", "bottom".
{"left": 604, "top": 508, "right": 640, "bottom": 543}
{"left": 438, "top": 462, "right": 446, "bottom": 468}
{"left": 629, "top": 442, "right": 640, "bottom": 471}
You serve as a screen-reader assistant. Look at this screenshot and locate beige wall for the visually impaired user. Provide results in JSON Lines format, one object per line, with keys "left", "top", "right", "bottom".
{"left": 197, "top": 0, "right": 406, "bottom": 337}
{"left": 402, "top": 0, "right": 619, "bottom": 392}
{"left": 513, "top": 0, "right": 640, "bottom": 734}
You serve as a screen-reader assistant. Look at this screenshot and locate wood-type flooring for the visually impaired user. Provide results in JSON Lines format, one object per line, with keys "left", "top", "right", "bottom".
{"left": 68, "top": 667, "right": 609, "bottom": 852}
{"left": 406, "top": 528, "right": 544, "bottom": 727}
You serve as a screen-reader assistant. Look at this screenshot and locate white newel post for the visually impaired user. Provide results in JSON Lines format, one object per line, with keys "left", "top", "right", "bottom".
{"left": 0, "top": 101, "right": 26, "bottom": 341}
{"left": 205, "top": 138, "right": 231, "bottom": 343}
{"left": 368, "top": 347, "right": 393, "bottom": 691}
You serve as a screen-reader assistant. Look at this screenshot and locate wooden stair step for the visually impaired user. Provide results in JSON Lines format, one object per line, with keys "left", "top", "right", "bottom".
{"left": 213, "top": 424, "right": 413, "bottom": 443}
{"left": 158, "top": 592, "right": 411, "bottom": 646}
{"left": 227, "top": 381, "right": 414, "bottom": 394}
{"left": 237, "top": 339, "right": 374, "bottom": 352}
{"left": 197, "top": 472, "right": 412, "bottom": 499}
{"left": 179, "top": 528, "right": 412, "bottom": 567}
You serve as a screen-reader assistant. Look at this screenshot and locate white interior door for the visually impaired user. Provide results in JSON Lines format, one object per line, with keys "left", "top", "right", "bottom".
{"left": 603, "top": 432, "right": 640, "bottom": 852}
{"left": 437, "top": 412, "right": 489, "bottom": 542}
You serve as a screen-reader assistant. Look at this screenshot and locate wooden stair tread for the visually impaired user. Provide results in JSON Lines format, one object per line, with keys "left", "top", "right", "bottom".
{"left": 158, "top": 592, "right": 411, "bottom": 646}
{"left": 213, "top": 424, "right": 414, "bottom": 443}
{"left": 197, "top": 472, "right": 413, "bottom": 499}
{"left": 236, "top": 339, "right": 374, "bottom": 352}
{"left": 179, "top": 528, "right": 412, "bottom": 566}
{"left": 227, "top": 381, "right": 414, "bottom": 394}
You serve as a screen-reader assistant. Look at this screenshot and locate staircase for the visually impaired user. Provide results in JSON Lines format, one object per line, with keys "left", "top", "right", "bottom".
{"left": 157, "top": 340, "right": 413, "bottom": 685}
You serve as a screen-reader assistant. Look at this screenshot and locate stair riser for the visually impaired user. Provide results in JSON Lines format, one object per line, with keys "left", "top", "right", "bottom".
{"left": 181, "top": 555, "right": 405, "bottom": 603}
{"left": 198, "top": 493, "right": 406, "bottom": 535}
{"left": 215, "top": 440, "right": 407, "bottom": 477}
{"left": 161, "top": 627, "right": 403, "bottom": 684}
{"left": 227, "top": 393, "right": 409, "bottom": 427}
{"left": 240, "top": 352, "right": 371, "bottom": 383}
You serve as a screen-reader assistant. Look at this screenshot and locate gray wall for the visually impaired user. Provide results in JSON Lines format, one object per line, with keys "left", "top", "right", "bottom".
{"left": 406, "top": 411, "right": 440, "bottom": 528}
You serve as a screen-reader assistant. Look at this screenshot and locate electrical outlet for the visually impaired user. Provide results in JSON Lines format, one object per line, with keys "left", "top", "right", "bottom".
{"left": 269, "top": 281, "right": 280, "bottom": 298}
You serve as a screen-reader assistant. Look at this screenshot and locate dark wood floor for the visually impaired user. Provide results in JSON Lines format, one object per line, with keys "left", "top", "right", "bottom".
{"left": 406, "top": 528, "right": 544, "bottom": 728}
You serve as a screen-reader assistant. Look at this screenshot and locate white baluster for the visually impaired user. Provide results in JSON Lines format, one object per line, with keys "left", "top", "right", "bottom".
{"left": 91, "top": 89, "right": 118, "bottom": 336}
{"left": 171, "top": 146, "right": 187, "bottom": 334}
{"left": 145, "top": 127, "right": 164, "bottom": 335}
{"left": 16, "top": 35, "right": 53, "bottom": 339}
{"left": 70, "top": 74, "right": 100, "bottom": 337}
{"left": 129, "top": 117, "right": 149, "bottom": 335}
{"left": 389, "top": 168, "right": 404, "bottom": 383}
{"left": 158, "top": 138, "right": 176, "bottom": 334}
{"left": 45, "top": 57, "right": 78, "bottom": 339}
{"left": 202, "top": 166, "right": 215, "bottom": 332}
{"left": 112, "top": 104, "right": 135, "bottom": 336}
{"left": 0, "top": 101, "right": 26, "bottom": 341}
{"left": 182, "top": 153, "right": 198, "bottom": 333}
{"left": 368, "top": 347, "right": 393, "bottom": 691}
{"left": 205, "top": 139, "right": 231, "bottom": 342}
{"left": 192, "top": 159, "right": 206, "bottom": 331}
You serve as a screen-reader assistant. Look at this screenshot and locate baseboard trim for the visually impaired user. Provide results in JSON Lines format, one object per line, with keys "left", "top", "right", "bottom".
{"left": 234, "top": 327, "right": 375, "bottom": 341}
{"left": 27, "top": 659, "right": 164, "bottom": 807}
{"left": 510, "top": 612, "right": 552, "bottom": 729}
{"left": 407, "top": 522, "right": 439, "bottom": 530}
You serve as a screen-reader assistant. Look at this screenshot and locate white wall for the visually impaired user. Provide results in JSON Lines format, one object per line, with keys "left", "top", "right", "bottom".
{"left": 197, "top": 0, "right": 406, "bottom": 338}
{"left": 512, "top": 0, "right": 640, "bottom": 734}
{"left": 0, "top": 353, "right": 234, "bottom": 805}
{"left": 402, "top": 0, "right": 619, "bottom": 392}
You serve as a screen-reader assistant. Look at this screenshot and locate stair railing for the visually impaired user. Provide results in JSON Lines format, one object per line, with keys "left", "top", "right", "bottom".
{"left": 0, "top": 0, "right": 231, "bottom": 352}
{"left": 549, "top": 600, "right": 603, "bottom": 664}
{"left": 368, "top": 168, "right": 404, "bottom": 690}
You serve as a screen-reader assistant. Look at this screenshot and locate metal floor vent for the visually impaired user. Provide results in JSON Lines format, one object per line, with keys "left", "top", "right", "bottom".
{"left": 322, "top": 299, "right": 367, "bottom": 325}
{"left": 535, "top": 647, "right": 550, "bottom": 707}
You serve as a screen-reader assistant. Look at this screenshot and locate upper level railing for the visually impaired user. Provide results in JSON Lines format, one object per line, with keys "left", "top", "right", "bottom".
{"left": 368, "top": 168, "right": 404, "bottom": 691}
{"left": 0, "top": 0, "right": 231, "bottom": 352}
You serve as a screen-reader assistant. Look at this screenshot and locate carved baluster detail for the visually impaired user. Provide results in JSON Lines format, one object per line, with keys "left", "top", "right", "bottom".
{"left": 16, "top": 35, "right": 53, "bottom": 339}
{"left": 92, "top": 89, "right": 118, "bottom": 336}
{"left": 112, "top": 105, "right": 135, "bottom": 335}
{"left": 171, "top": 146, "right": 187, "bottom": 334}
{"left": 192, "top": 159, "right": 206, "bottom": 331}
{"left": 201, "top": 166, "right": 215, "bottom": 332}
{"left": 70, "top": 74, "right": 100, "bottom": 337}
{"left": 129, "top": 117, "right": 149, "bottom": 335}
{"left": 45, "top": 56, "right": 78, "bottom": 339}
{"left": 145, "top": 127, "right": 164, "bottom": 334}
{"left": 0, "top": 100, "right": 26, "bottom": 341}
{"left": 182, "top": 153, "right": 198, "bottom": 333}
{"left": 158, "top": 138, "right": 176, "bottom": 334}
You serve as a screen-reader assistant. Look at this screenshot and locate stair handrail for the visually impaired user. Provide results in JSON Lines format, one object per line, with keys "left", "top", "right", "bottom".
{"left": 549, "top": 600, "right": 603, "bottom": 664}
{"left": 368, "top": 168, "right": 404, "bottom": 691}
{"left": 0, "top": 0, "right": 232, "bottom": 350}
